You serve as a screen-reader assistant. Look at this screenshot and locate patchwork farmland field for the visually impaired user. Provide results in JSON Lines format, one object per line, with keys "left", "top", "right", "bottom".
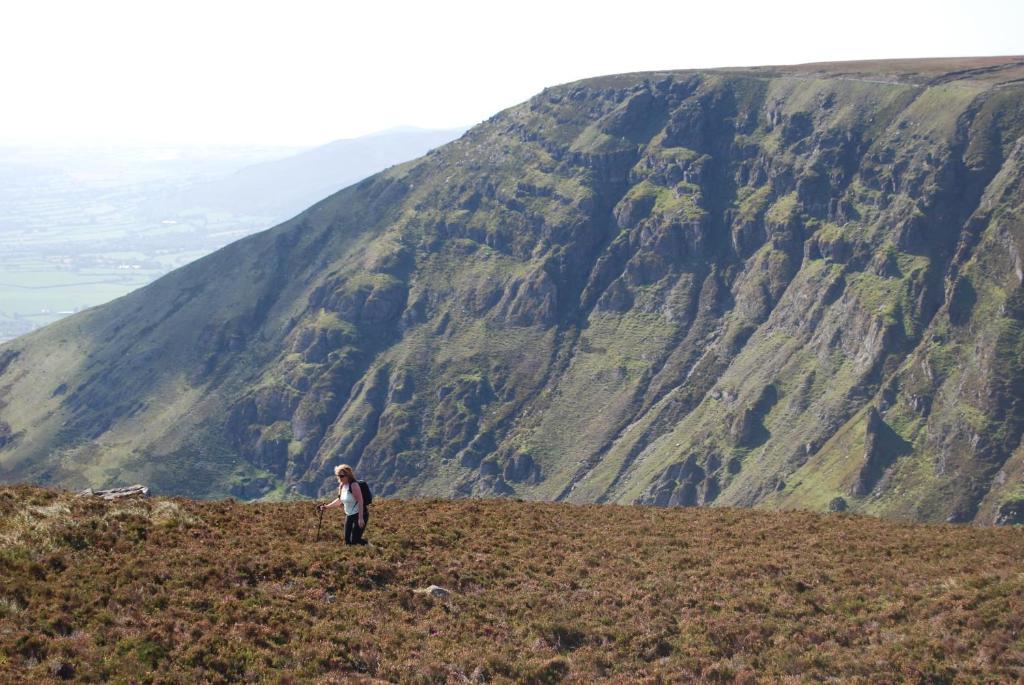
{"left": 0, "top": 145, "right": 294, "bottom": 342}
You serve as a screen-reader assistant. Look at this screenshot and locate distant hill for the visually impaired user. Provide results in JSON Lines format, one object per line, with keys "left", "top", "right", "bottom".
{"left": 148, "top": 127, "right": 468, "bottom": 224}
{"left": 1, "top": 485, "right": 1022, "bottom": 681}
{"left": 3, "top": 57, "right": 1024, "bottom": 525}
{"left": 0, "top": 131, "right": 465, "bottom": 344}
{"left": 0, "top": 143, "right": 304, "bottom": 343}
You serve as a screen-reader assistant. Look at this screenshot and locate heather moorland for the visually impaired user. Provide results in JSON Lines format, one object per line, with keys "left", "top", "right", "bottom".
{"left": 1, "top": 486, "right": 1022, "bottom": 683}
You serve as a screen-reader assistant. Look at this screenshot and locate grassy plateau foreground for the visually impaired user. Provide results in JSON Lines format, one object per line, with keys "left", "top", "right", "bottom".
{"left": 1, "top": 487, "right": 1022, "bottom": 683}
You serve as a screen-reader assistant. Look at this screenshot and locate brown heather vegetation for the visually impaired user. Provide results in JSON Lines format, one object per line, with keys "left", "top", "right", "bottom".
{"left": 1, "top": 486, "right": 1023, "bottom": 683}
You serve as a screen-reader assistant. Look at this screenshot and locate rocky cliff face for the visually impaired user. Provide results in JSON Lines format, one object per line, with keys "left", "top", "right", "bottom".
{"left": 2, "top": 57, "right": 1024, "bottom": 523}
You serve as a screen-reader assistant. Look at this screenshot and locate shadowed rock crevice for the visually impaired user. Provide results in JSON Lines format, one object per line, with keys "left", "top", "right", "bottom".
{"left": 0, "top": 350, "right": 19, "bottom": 378}
{"left": 850, "top": 407, "right": 912, "bottom": 497}
{"left": 639, "top": 454, "right": 722, "bottom": 507}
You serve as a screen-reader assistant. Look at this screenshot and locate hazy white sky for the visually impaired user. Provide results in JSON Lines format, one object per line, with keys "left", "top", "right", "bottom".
{"left": 2, "top": 0, "right": 1021, "bottom": 146}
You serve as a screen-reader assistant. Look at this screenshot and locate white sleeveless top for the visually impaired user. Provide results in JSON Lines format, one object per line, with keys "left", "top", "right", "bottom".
{"left": 339, "top": 483, "right": 360, "bottom": 516}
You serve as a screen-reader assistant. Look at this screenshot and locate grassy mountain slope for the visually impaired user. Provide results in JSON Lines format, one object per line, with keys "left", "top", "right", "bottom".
{"left": 2, "top": 57, "right": 1024, "bottom": 523}
{"left": 1, "top": 486, "right": 1022, "bottom": 682}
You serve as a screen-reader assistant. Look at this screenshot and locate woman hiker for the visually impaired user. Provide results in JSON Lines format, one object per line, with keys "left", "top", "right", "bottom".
{"left": 317, "top": 464, "right": 369, "bottom": 545}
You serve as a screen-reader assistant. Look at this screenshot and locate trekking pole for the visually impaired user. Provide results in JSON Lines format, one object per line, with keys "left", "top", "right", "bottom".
{"left": 314, "top": 505, "right": 324, "bottom": 542}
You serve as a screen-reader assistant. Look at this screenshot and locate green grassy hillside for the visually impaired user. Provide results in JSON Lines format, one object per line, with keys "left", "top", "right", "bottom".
{"left": 1, "top": 486, "right": 1022, "bottom": 683}
{"left": 2, "top": 57, "right": 1024, "bottom": 524}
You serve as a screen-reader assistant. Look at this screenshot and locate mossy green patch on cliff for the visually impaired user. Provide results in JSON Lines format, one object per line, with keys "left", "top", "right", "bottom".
{"left": 624, "top": 179, "right": 706, "bottom": 222}
{"left": 895, "top": 81, "right": 990, "bottom": 138}
{"left": 848, "top": 272, "right": 905, "bottom": 325}
{"left": 735, "top": 185, "right": 771, "bottom": 223}
{"left": 570, "top": 123, "right": 633, "bottom": 154}
{"left": 261, "top": 421, "right": 293, "bottom": 442}
{"left": 765, "top": 192, "right": 799, "bottom": 225}
{"left": 650, "top": 145, "right": 700, "bottom": 163}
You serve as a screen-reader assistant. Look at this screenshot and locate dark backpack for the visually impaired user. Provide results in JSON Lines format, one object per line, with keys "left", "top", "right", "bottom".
{"left": 357, "top": 480, "right": 373, "bottom": 506}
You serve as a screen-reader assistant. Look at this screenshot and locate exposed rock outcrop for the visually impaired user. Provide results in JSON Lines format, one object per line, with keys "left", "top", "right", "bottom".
{"left": 993, "top": 499, "right": 1024, "bottom": 526}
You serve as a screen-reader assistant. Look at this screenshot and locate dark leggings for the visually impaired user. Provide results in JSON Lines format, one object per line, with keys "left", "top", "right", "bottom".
{"left": 344, "top": 508, "right": 368, "bottom": 545}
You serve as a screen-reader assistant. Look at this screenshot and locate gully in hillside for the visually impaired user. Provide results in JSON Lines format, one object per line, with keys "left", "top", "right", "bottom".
{"left": 317, "top": 464, "right": 371, "bottom": 545}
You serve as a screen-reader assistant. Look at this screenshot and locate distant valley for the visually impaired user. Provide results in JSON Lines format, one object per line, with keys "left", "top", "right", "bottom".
{"left": 0, "top": 128, "right": 464, "bottom": 342}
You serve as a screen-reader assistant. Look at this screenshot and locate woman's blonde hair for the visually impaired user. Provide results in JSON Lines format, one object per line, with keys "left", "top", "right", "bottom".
{"left": 334, "top": 464, "right": 356, "bottom": 482}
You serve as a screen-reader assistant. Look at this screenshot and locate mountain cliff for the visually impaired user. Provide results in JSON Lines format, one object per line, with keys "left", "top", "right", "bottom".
{"left": 2, "top": 57, "right": 1024, "bottom": 524}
